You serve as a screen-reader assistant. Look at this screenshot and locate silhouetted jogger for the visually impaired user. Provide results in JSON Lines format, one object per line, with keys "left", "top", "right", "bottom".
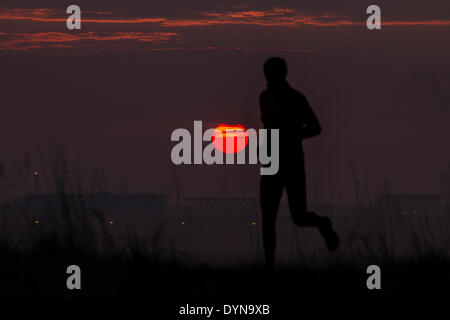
{"left": 259, "top": 57, "right": 340, "bottom": 267}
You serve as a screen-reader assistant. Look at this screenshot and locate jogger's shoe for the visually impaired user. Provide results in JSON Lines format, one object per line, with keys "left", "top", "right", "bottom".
{"left": 318, "top": 216, "right": 340, "bottom": 251}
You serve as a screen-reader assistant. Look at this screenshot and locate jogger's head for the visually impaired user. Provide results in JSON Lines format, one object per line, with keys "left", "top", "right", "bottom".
{"left": 264, "top": 57, "right": 287, "bottom": 83}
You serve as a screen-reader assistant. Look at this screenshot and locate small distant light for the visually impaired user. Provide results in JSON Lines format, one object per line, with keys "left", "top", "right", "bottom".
{"left": 251, "top": 222, "right": 256, "bottom": 226}
{"left": 34, "top": 220, "right": 40, "bottom": 224}
{"left": 33, "top": 171, "right": 39, "bottom": 176}
{"left": 181, "top": 221, "right": 185, "bottom": 225}
{"left": 108, "top": 220, "right": 115, "bottom": 225}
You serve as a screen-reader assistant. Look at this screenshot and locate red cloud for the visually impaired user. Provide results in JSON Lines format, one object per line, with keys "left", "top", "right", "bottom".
{"left": 0, "top": 32, "right": 179, "bottom": 51}
{"left": 0, "top": 7, "right": 165, "bottom": 24}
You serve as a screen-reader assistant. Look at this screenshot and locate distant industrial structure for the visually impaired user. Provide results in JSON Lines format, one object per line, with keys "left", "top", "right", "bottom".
{"left": 0, "top": 151, "right": 446, "bottom": 218}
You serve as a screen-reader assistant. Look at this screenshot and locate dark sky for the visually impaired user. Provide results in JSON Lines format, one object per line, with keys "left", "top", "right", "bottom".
{"left": 0, "top": 1, "right": 449, "bottom": 202}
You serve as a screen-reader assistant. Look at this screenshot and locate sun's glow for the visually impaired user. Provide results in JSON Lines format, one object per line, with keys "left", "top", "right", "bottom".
{"left": 212, "top": 124, "right": 249, "bottom": 154}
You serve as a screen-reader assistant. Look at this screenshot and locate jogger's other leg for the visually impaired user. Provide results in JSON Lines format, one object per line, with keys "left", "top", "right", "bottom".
{"left": 260, "top": 174, "right": 283, "bottom": 267}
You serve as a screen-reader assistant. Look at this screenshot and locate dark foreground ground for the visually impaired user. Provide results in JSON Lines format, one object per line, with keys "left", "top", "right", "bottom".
{"left": 1, "top": 235, "right": 448, "bottom": 301}
{"left": 0, "top": 232, "right": 448, "bottom": 319}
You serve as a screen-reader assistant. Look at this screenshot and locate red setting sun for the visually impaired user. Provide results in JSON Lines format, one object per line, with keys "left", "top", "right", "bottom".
{"left": 212, "top": 124, "right": 249, "bottom": 154}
